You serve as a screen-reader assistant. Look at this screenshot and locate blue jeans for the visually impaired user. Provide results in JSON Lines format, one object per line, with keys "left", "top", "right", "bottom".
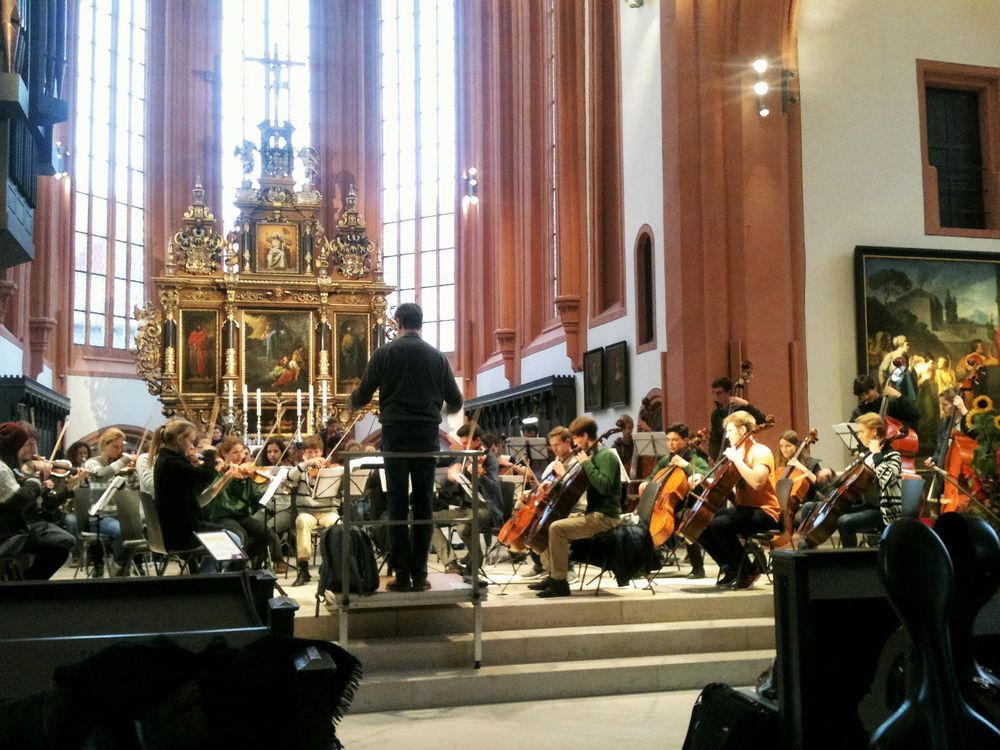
{"left": 89, "top": 515, "right": 125, "bottom": 565}
{"left": 837, "top": 504, "right": 883, "bottom": 548}
{"left": 380, "top": 422, "right": 441, "bottom": 578}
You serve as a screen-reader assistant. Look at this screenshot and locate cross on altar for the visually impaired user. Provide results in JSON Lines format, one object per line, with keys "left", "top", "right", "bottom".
{"left": 245, "top": 44, "right": 305, "bottom": 126}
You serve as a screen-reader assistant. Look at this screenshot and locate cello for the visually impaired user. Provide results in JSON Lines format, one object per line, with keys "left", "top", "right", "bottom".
{"left": 882, "top": 362, "right": 919, "bottom": 475}
{"left": 676, "top": 416, "right": 775, "bottom": 544}
{"left": 774, "top": 428, "right": 819, "bottom": 540}
{"left": 516, "top": 426, "right": 621, "bottom": 555}
{"left": 642, "top": 429, "right": 707, "bottom": 548}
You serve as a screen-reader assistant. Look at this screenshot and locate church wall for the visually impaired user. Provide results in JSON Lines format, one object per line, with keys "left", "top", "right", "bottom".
{"left": 65, "top": 375, "right": 162, "bottom": 444}
{"left": 0, "top": 338, "right": 23, "bottom": 376}
{"left": 798, "top": 0, "right": 1000, "bottom": 465}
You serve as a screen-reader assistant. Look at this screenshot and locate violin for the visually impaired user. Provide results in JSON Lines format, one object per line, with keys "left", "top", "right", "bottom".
{"left": 677, "top": 416, "right": 775, "bottom": 544}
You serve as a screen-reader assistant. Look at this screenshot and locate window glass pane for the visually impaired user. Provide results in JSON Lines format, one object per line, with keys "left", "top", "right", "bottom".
{"left": 91, "top": 238, "right": 107, "bottom": 274}
{"left": 89, "top": 313, "right": 105, "bottom": 345}
{"left": 75, "top": 154, "right": 90, "bottom": 192}
{"left": 74, "top": 271, "right": 88, "bottom": 311}
{"left": 131, "top": 207, "right": 144, "bottom": 241}
{"left": 398, "top": 219, "right": 415, "bottom": 254}
{"left": 420, "top": 248, "right": 437, "bottom": 281}
{"left": 381, "top": 222, "right": 398, "bottom": 256}
{"left": 116, "top": 202, "right": 128, "bottom": 238}
{"left": 399, "top": 254, "right": 415, "bottom": 288}
{"left": 133, "top": 0, "right": 146, "bottom": 29}
{"left": 131, "top": 97, "right": 144, "bottom": 136}
{"left": 422, "top": 321, "right": 438, "bottom": 349}
{"left": 92, "top": 161, "right": 109, "bottom": 198}
{"left": 131, "top": 170, "right": 144, "bottom": 208}
{"left": 130, "top": 245, "right": 144, "bottom": 279}
{"left": 114, "top": 164, "right": 128, "bottom": 199}
{"left": 115, "top": 241, "right": 128, "bottom": 279}
{"left": 421, "top": 287, "right": 438, "bottom": 320}
{"left": 438, "top": 248, "right": 454, "bottom": 284}
{"left": 73, "top": 311, "right": 87, "bottom": 345}
{"left": 439, "top": 284, "right": 455, "bottom": 320}
{"left": 74, "top": 233, "right": 89, "bottom": 270}
{"left": 130, "top": 281, "right": 144, "bottom": 307}
{"left": 382, "top": 187, "right": 399, "bottom": 223}
{"left": 75, "top": 199, "right": 89, "bottom": 235}
{"left": 383, "top": 255, "right": 398, "bottom": 286}
{"left": 114, "top": 279, "right": 127, "bottom": 316}
{"left": 89, "top": 274, "right": 106, "bottom": 311}
{"left": 129, "top": 318, "right": 139, "bottom": 346}
{"left": 438, "top": 321, "right": 455, "bottom": 352}
{"left": 113, "top": 317, "right": 126, "bottom": 349}
{"left": 438, "top": 213, "right": 455, "bottom": 249}
{"left": 91, "top": 197, "right": 107, "bottom": 236}
{"left": 130, "top": 135, "right": 144, "bottom": 171}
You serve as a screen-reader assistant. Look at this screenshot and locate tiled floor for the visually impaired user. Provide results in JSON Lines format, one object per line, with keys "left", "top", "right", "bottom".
{"left": 338, "top": 689, "right": 705, "bottom": 750}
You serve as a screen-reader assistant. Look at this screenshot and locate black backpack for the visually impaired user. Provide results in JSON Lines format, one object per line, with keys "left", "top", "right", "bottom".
{"left": 317, "top": 524, "right": 379, "bottom": 603}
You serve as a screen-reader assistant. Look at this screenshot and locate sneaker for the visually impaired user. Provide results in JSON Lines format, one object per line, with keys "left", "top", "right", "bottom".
{"left": 686, "top": 568, "right": 706, "bottom": 580}
{"left": 717, "top": 568, "right": 738, "bottom": 586}
{"left": 527, "top": 577, "right": 555, "bottom": 591}
{"left": 537, "top": 578, "right": 571, "bottom": 598}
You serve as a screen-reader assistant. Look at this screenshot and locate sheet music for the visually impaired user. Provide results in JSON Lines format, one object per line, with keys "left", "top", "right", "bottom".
{"left": 832, "top": 422, "right": 864, "bottom": 452}
{"left": 312, "top": 466, "right": 343, "bottom": 500}
{"left": 257, "top": 466, "right": 291, "bottom": 506}
{"left": 195, "top": 531, "right": 248, "bottom": 561}
{"left": 89, "top": 475, "right": 125, "bottom": 516}
{"left": 350, "top": 456, "right": 387, "bottom": 493}
{"left": 506, "top": 437, "right": 549, "bottom": 463}
{"left": 633, "top": 432, "right": 669, "bottom": 458}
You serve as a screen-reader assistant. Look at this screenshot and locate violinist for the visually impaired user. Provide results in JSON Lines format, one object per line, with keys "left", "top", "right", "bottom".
{"left": 929, "top": 388, "right": 970, "bottom": 464}
{"left": 64, "top": 440, "right": 91, "bottom": 469}
{"left": 699, "top": 411, "right": 781, "bottom": 590}
{"left": 203, "top": 437, "right": 282, "bottom": 569}
{"left": 81, "top": 427, "right": 131, "bottom": 575}
{"left": 637, "top": 423, "right": 710, "bottom": 579}
{"left": 709, "top": 377, "right": 767, "bottom": 461}
{"left": 0, "top": 422, "right": 74, "bottom": 578}
{"left": 289, "top": 434, "right": 340, "bottom": 586}
{"left": 835, "top": 413, "right": 902, "bottom": 548}
{"left": 151, "top": 419, "right": 231, "bottom": 573}
{"left": 532, "top": 417, "right": 621, "bottom": 599}
{"left": 251, "top": 437, "right": 294, "bottom": 543}
{"left": 923, "top": 389, "right": 971, "bottom": 513}
{"left": 430, "top": 424, "right": 503, "bottom": 577}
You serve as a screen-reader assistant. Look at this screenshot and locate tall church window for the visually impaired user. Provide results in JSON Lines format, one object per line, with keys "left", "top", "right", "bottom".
{"left": 72, "top": 0, "right": 147, "bottom": 351}
{"left": 220, "top": 0, "right": 312, "bottom": 233}
{"left": 381, "top": 0, "right": 457, "bottom": 352}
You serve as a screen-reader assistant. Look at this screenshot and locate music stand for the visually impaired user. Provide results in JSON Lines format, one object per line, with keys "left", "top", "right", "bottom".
{"left": 195, "top": 531, "right": 248, "bottom": 564}
{"left": 633, "top": 431, "right": 669, "bottom": 462}
{"left": 832, "top": 423, "right": 865, "bottom": 453}
{"left": 505, "top": 437, "right": 548, "bottom": 464}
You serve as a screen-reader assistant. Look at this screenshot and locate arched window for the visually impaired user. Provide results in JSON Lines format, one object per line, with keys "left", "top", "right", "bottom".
{"left": 71, "top": 0, "right": 147, "bottom": 353}
{"left": 380, "top": 0, "right": 457, "bottom": 352}
{"left": 634, "top": 226, "right": 656, "bottom": 352}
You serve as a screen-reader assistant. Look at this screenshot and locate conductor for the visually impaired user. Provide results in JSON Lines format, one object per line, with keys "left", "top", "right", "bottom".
{"left": 348, "top": 303, "right": 463, "bottom": 592}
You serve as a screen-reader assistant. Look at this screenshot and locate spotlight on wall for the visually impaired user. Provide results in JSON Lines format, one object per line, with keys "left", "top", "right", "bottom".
{"left": 626, "top": 0, "right": 644, "bottom": 7}
{"left": 53, "top": 140, "right": 68, "bottom": 180}
{"left": 751, "top": 58, "right": 770, "bottom": 117}
{"left": 463, "top": 167, "right": 479, "bottom": 206}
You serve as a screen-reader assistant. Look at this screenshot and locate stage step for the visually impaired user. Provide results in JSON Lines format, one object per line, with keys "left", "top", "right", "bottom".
{"left": 348, "top": 617, "right": 775, "bottom": 672}
{"left": 351, "top": 650, "right": 776, "bottom": 713}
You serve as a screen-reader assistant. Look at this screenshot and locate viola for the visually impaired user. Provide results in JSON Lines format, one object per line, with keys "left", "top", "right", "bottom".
{"left": 512, "top": 426, "right": 621, "bottom": 555}
{"left": 676, "top": 416, "right": 775, "bottom": 544}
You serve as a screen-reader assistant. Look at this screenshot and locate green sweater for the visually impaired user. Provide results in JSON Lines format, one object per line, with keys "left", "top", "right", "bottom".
{"left": 205, "top": 475, "right": 265, "bottom": 522}
{"left": 644, "top": 449, "right": 710, "bottom": 482}
{"left": 580, "top": 445, "right": 621, "bottom": 518}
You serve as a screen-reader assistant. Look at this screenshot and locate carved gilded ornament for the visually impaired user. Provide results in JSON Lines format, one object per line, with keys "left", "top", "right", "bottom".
{"left": 171, "top": 183, "right": 227, "bottom": 275}
{"left": 327, "top": 188, "right": 374, "bottom": 279}
{"left": 133, "top": 301, "right": 164, "bottom": 396}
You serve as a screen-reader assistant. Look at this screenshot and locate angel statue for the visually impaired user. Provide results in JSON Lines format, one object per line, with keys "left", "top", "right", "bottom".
{"left": 234, "top": 140, "right": 257, "bottom": 185}
{"left": 297, "top": 146, "right": 319, "bottom": 186}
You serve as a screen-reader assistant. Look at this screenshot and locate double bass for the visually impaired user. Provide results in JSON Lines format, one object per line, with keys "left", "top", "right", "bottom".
{"left": 503, "top": 426, "right": 620, "bottom": 555}
{"left": 677, "top": 416, "right": 775, "bottom": 544}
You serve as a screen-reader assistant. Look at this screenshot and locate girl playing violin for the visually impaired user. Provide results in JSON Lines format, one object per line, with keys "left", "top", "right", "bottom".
{"left": 203, "top": 437, "right": 282, "bottom": 568}
{"left": 80, "top": 427, "right": 131, "bottom": 575}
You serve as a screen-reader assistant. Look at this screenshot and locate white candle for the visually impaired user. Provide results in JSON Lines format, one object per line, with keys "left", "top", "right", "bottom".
{"left": 228, "top": 381, "right": 234, "bottom": 409}
{"left": 296, "top": 389, "right": 302, "bottom": 420}
{"left": 242, "top": 384, "right": 248, "bottom": 416}
{"left": 321, "top": 381, "right": 328, "bottom": 409}
{"left": 309, "top": 384, "right": 315, "bottom": 413}
{"left": 256, "top": 388, "right": 262, "bottom": 418}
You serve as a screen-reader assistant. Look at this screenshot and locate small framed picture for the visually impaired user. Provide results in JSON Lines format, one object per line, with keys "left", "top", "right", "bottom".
{"left": 583, "top": 347, "right": 605, "bottom": 412}
{"left": 605, "top": 341, "right": 630, "bottom": 408}
{"left": 254, "top": 222, "right": 300, "bottom": 273}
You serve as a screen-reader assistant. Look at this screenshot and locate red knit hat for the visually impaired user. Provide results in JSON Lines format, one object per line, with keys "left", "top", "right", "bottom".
{"left": 0, "top": 422, "right": 30, "bottom": 456}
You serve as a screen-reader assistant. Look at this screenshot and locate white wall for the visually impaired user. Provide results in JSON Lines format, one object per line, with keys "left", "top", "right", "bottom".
{"left": 0, "top": 337, "right": 23, "bottom": 376}
{"left": 798, "top": 0, "right": 1000, "bottom": 466}
{"left": 65, "top": 374, "right": 163, "bottom": 443}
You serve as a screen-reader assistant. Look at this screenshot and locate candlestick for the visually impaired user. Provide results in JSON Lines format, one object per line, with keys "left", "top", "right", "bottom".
{"left": 256, "top": 388, "right": 262, "bottom": 445}
{"left": 228, "top": 381, "right": 234, "bottom": 409}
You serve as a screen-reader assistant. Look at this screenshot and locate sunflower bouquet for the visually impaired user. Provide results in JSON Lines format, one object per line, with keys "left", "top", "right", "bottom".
{"left": 964, "top": 394, "right": 1000, "bottom": 522}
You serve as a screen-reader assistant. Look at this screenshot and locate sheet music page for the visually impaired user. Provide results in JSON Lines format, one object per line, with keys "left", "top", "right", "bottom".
{"left": 312, "top": 466, "right": 343, "bottom": 500}
{"left": 195, "top": 531, "right": 247, "bottom": 561}
{"left": 257, "top": 466, "right": 291, "bottom": 506}
{"left": 89, "top": 476, "right": 124, "bottom": 515}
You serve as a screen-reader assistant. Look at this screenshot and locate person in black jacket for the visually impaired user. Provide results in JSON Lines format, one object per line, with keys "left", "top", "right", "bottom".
{"left": 150, "top": 418, "right": 224, "bottom": 572}
{"left": 348, "top": 302, "right": 463, "bottom": 592}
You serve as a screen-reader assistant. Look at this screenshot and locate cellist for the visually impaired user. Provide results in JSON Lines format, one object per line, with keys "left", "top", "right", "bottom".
{"left": 699, "top": 411, "right": 781, "bottom": 590}
{"left": 835, "top": 413, "right": 902, "bottom": 547}
{"left": 531, "top": 417, "right": 622, "bottom": 599}
{"left": 636, "top": 423, "right": 710, "bottom": 579}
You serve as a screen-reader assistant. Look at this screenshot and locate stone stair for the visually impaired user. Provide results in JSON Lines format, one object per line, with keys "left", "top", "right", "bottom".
{"left": 294, "top": 580, "right": 776, "bottom": 713}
